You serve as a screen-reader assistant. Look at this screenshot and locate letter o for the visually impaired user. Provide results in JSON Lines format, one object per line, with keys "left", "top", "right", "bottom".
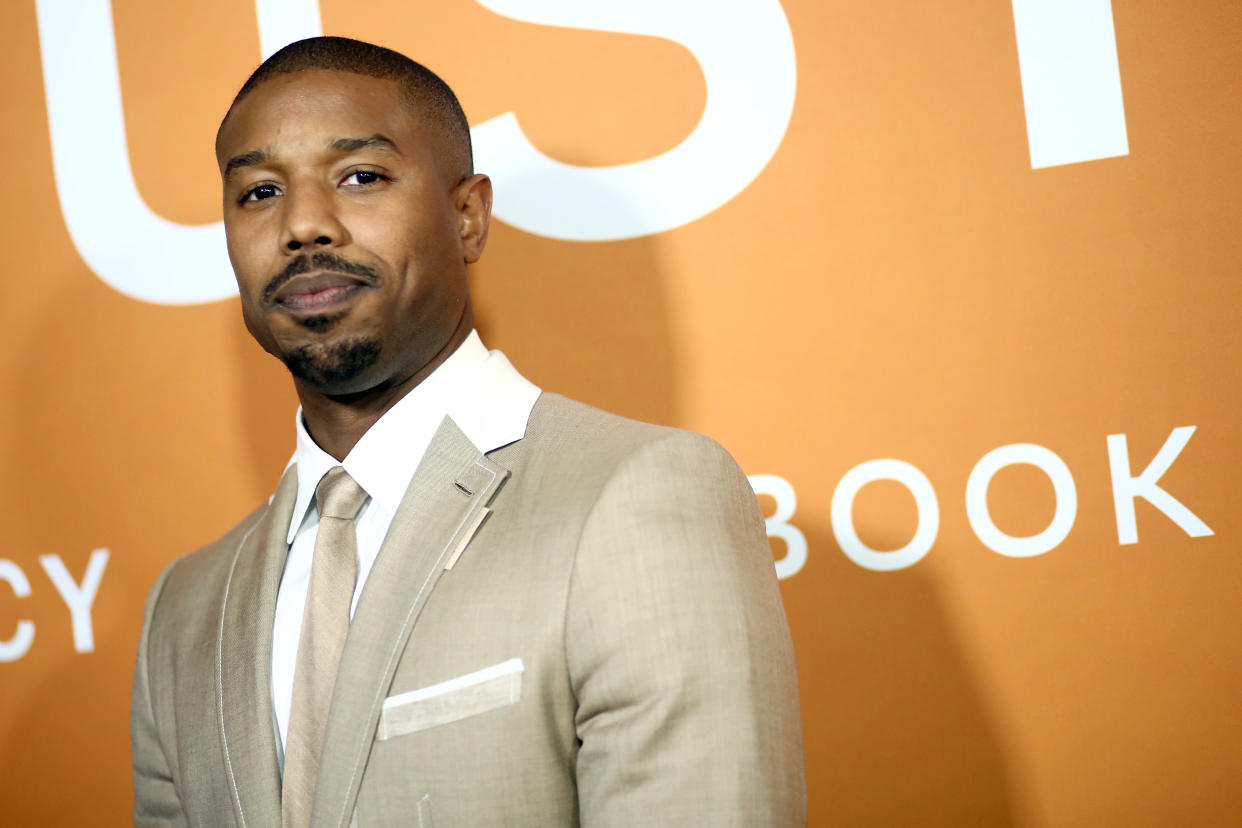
{"left": 965, "top": 443, "right": 1077, "bottom": 557}
{"left": 831, "top": 460, "right": 939, "bottom": 572}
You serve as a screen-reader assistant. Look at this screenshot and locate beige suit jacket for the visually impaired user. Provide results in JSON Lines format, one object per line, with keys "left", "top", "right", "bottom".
{"left": 132, "top": 393, "right": 806, "bottom": 826}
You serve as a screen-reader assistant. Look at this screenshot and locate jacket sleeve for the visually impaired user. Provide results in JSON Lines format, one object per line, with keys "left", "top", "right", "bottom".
{"left": 131, "top": 562, "right": 188, "bottom": 827}
{"left": 567, "top": 431, "right": 807, "bottom": 826}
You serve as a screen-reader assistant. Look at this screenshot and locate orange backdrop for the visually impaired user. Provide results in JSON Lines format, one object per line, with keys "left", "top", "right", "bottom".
{"left": 2, "top": 1, "right": 1239, "bottom": 825}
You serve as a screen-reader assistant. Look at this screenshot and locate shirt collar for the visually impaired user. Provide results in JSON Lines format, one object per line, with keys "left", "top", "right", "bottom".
{"left": 285, "top": 330, "right": 540, "bottom": 544}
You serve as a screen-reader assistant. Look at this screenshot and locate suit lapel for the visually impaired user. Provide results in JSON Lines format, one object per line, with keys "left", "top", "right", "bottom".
{"left": 311, "top": 417, "right": 510, "bottom": 827}
{"left": 217, "top": 466, "right": 297, "bottom": 827}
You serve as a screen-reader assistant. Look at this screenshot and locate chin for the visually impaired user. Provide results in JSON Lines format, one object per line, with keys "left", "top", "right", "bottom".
{"left": 282, "top": 338, "right": 382, "bottom": 393}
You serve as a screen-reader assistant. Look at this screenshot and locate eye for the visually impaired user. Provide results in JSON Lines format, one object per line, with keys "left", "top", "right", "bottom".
{"left": 341, "top": 169, "right": 389, "bottom": 188}
{"left": 239, "top": 183, "right": 281, "bottom": 203}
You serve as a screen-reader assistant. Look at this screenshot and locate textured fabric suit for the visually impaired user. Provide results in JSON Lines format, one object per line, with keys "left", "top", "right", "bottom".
{"left": 131, "top": 393, "right": 807, "bottom": 826}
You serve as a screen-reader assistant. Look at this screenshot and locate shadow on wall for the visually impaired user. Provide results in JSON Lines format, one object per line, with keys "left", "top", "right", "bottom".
{"left": 3, "top": 270, "right": 294, "bottom": 822}
{"left": 469, "top": 174, "right": 679, "bottom": 428}
{"left": 0, "top": 551, "right": 146, "bottom": 824}
{"left": 787, "top": 520, "right": 1019, "bottom": 827}
{"left": 230, "top": 305, "right": 301, "bottom": 490}
{"left": 0, "top": 634, "right": 138, "bottom": 823}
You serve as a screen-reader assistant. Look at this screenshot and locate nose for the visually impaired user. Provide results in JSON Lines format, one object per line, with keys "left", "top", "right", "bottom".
{"left": 279, "top": 182, "right": 348, "bottom": 253}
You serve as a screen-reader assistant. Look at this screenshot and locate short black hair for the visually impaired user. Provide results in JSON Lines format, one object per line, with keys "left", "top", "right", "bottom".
{"left": 219, "top": 36, "right": 473, "bottom": 178}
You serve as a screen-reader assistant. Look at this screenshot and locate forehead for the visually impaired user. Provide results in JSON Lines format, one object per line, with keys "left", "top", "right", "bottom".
{"left": 217, "top": 70, "right": 418, "bottom": 161}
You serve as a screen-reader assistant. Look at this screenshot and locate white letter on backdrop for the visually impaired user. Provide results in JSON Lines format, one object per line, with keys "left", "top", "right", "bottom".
{"left": 965, "top": 443, "right": 1077, "bottom": 557}
{"left": 254, "top": 0, "right": 323, "bottom": 58}
{"left": 831, "top": 460, "right": 939, "bottom": 572}
{"left": 0, "top": 560, "right": 36, "bottom": 662}
{"left": 1010, "top": 0, "right": 1129, "bottom": 168}
{"left": 38, "top": 0, "right": 795, "bottom": 302}
{"left": 34, "top": 0, "right": 323, "bottom": 305}
{"left": 749, "top": 475, "right": 807, "bottom": 580}
{"left": 470, "top": 0, "right": 797, "bottom": 241}
{"left": 1107, "top": 427, "right": 1213, "bottom": 546}
{"left": 40, "top": 549, "right": 110, "bottom": 654}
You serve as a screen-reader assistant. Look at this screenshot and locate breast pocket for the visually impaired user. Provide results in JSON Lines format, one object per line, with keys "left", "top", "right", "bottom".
{"left": 377, "top": 658, "right": 524, "bottom": 741}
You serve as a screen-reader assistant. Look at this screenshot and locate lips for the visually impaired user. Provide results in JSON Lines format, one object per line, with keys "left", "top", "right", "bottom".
{"left": 271, "top": 272, "right": 369, "bottom": 312}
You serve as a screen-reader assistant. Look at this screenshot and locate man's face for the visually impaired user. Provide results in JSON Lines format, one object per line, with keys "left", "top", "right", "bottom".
{"left": 216, "top": 69, "right": 489, "bottom": 396}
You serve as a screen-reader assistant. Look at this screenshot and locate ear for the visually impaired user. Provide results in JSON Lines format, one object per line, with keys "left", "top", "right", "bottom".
{"left": 454, "top": 174, "right": 493, "bottom": 264}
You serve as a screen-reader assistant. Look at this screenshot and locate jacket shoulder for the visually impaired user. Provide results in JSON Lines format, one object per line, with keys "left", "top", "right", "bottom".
{"left": 494, "top": 392, "right": 751, "bottom": 511}
{"left": 523, "top": 392, "right": 728, "bottom": 461}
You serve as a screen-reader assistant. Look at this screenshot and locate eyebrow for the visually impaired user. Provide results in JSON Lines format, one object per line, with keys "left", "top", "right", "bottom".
{"left": 222, "top": 135, "right": 399, "bottom": 181}
{"left": 329, "top": 134, "right": 399, "bottom": 154}
{"left": 223, "top": 149, "right": 267, "bottom": 180}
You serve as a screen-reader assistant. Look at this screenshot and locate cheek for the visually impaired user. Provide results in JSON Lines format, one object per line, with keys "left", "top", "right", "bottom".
{"left": 379, "top": 195, "right": 460, "bottom": 260}
{"left": 228, "top": 246, "right": 280, "bottom": 309}
{"left": 226, "top": 233, "right": 258, "bottom": 285}
{"left": 225, "top": 213, "right": 278, "bottom": 275}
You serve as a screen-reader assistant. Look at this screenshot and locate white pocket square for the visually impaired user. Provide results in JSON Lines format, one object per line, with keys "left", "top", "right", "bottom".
{"left": 378, "top": 658, "right": 524, "bottom": 740}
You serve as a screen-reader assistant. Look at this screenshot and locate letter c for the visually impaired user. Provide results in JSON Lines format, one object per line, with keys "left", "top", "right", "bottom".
{"left": 0, "top": 560, "right": 36, "bottom": 662}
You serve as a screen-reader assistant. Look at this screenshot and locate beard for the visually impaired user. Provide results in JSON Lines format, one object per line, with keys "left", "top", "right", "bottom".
{"left": 281, "top": 337, "right": 381, "bottom": 392}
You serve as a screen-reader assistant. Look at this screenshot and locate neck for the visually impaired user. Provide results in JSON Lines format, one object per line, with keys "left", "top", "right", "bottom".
{"left": 295, "top": 309, "right": 474, "bottom": 461}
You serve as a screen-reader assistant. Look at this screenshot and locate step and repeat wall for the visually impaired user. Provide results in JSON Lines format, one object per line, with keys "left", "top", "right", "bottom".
{"left": 2, "top": 1, "right": 1239, "bottom": 824}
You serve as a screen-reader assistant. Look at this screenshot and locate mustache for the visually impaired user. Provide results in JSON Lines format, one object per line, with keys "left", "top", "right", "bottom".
{"left": 262, "top": 252, "right": 380, "bottom": 302}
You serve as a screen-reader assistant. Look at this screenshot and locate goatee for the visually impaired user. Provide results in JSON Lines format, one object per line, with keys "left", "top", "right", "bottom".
{"left": 283, "top": 337, "right": 381, "bottom": 390}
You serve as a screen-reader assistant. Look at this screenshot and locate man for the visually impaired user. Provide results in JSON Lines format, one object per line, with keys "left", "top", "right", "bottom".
{"left": 131, "top": 36, "right": 805, "bottom": 826}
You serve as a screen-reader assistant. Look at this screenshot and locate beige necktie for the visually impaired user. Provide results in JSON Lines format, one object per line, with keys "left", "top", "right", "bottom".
{"left": 282, "top": 466, "right": 369, "bottom": 828}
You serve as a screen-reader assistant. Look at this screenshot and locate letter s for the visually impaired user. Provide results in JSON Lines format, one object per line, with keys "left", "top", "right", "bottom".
{"left": 470, "top": 0, "right": 798, "bottom": 241}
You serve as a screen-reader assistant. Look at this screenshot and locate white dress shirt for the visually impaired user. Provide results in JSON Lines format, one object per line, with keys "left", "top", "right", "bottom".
{"left": 270, "top": 330, "right": 540, "bottom": 763}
